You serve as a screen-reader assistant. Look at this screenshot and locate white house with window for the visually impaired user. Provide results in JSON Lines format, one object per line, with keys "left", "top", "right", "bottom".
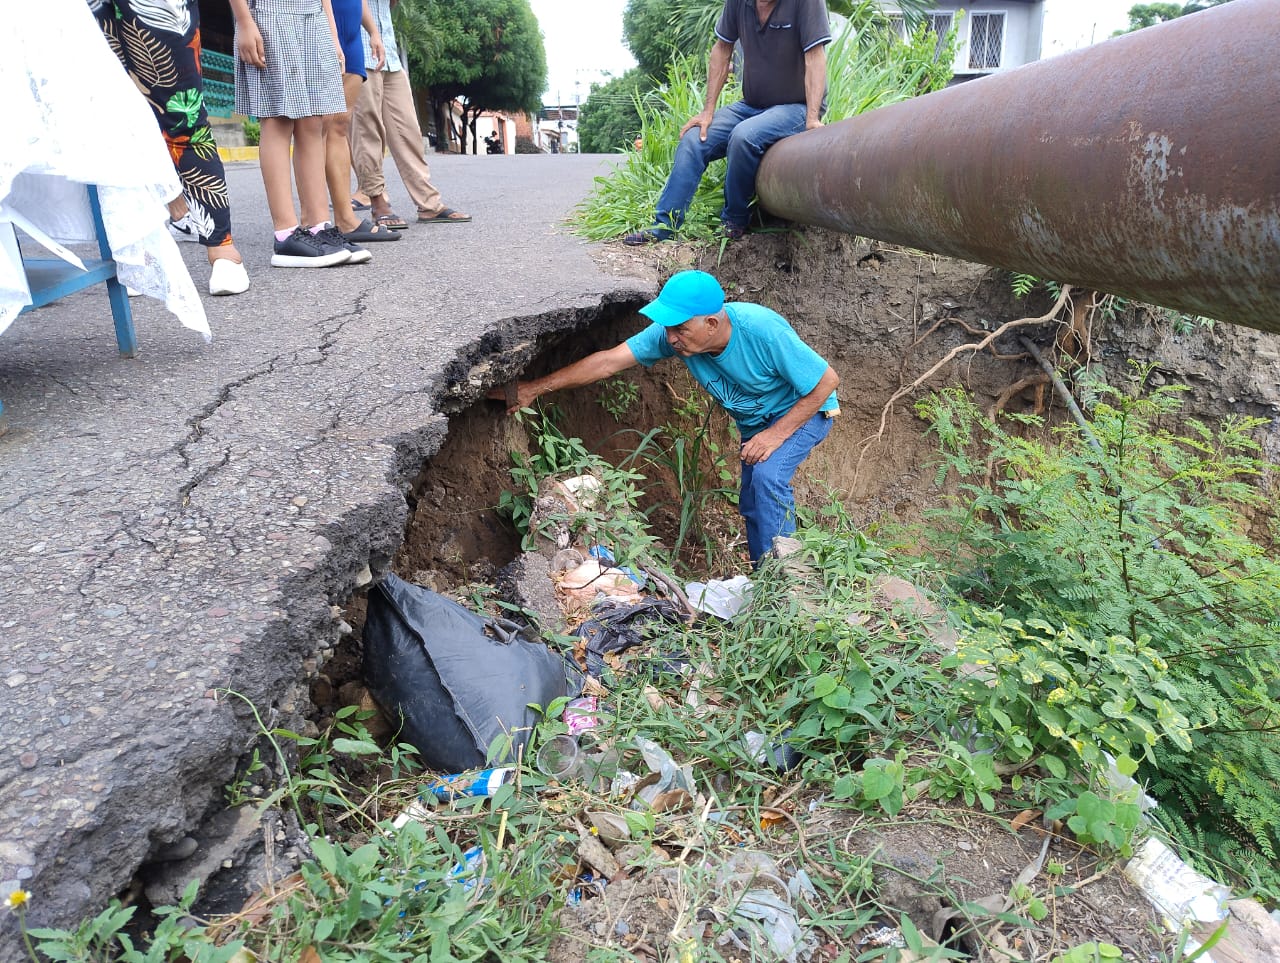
{"left": 886, "top": 2, "right": 1046, "bottom": 83}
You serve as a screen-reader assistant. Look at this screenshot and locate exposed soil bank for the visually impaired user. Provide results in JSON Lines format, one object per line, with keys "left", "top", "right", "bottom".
{"left": 401, "top": 229, "right": 1278, "bottom": 581}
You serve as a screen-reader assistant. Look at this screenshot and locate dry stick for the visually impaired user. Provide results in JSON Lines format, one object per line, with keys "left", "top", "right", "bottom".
{"left": 1017, "top": 334, "right": 1103, "bottom": 455}
{"left": 640, "top": 560, "right": 697, "bottom": 617}
{"left": 856, "top": 285, "right": 1075, "bottom": 477}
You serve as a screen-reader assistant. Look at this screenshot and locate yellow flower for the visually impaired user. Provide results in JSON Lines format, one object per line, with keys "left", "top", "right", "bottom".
{"left": 5, "top": 889, "right": 30, "bottom": 912}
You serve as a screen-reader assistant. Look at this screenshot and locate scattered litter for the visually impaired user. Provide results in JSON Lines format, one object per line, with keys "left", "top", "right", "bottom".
{"left": 557, "top": 474, "right": 602, "bottom": 510}
{"left": 427, "top": 767, "right": 515, "bottom": 801}
{"left": 711, "top": 851, "right": 817, "bottom": 962}
{"left": 447, "top": 846, "right": 488, "bottom": 893}
{"left": 858, "top": 925, "right": 906, "bottom": 948}
{"left": 363, "top": 573, "right": 584, "bottom": 772}
{"left": 559, "top": 558, "right": 644, "bottom": 604}
{"left": 684, "top": 575, "right": 753, "bottom": 619}
{"left": 743, "top": 730, "right": 802, "bottom": 773}
{"left": 1125, "top": 837, "right": 1231, "bottom": 930}
{"left": 563, "top": 696, "right": 602, "bottom": 735}
{"left": 536, "top": 734, "right": 586, "bottom": 782}
{"left": 1103, "top": 751, "right": 1159, "bottom": 813}
{"left": 575, "top": 597, "right": 689, "bottom": 679}
{"left": 588, "top": 543, "right": 645, "bottom": 587}
{"left": 610, "top": 769, "right": 641, "bottom": 797}
{"left": 566, "top": 871, "right": 607, "bottom": 905}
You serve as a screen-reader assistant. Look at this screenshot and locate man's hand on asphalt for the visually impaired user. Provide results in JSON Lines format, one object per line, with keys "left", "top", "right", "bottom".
{"left": 740, "top": 426, "right": 788, "bottom": 465}
{"left": 806, "top": 118, "right": 824, "bottom": 131}
{"left": 680, "top": 110, "right": 715, "bottom": 142}
{"left": 485, "top": 382, "right": 535, "bottom": 414}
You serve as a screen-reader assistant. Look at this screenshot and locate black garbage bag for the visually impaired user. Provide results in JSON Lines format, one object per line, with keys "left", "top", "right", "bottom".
{"left": 575, "top": 597, "right": 689, "bottom": 679}
{"left": 364, "top": 573, "right": 584, "bottom": 772}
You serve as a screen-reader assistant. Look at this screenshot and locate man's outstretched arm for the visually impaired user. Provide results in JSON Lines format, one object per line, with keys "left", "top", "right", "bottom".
{"left": 490, "top": 343, "right": 641, "bottom": 413}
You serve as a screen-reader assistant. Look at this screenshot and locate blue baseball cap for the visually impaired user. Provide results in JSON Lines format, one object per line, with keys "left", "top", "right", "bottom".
{"left": 640, "top": 270, "right": 726, "bottom": 327}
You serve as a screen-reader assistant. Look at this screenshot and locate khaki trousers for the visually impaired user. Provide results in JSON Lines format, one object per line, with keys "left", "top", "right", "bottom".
{"left": 351, "top": 68, "right": 442, "bottom": 216}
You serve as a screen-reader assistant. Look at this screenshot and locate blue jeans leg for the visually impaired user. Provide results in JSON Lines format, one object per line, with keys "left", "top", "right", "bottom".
{"left": 722, "top": 103, "right": 807, "bottom": 228}
{"left": 653, "top": 100, "right": 762, "bottom": 231}
{"left": 738, "top": 412, "right": 832, "bottom": 563}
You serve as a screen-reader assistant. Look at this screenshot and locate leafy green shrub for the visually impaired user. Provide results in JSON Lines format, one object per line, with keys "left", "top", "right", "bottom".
{"left": 242, "top": 117, "right": 260, "bottom": 146}
{"left": 916, "top": 377, "right": 1280, "bottom": 897}
{"left": 942, "top": 612, "right": 1193, "bottom": 781}
{"left": 575, "top": 14, "right": 956, "bottom": 241}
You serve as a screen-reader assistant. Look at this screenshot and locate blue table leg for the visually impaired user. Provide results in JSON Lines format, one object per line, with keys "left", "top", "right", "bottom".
{"left": 88, "top": 186, "right": 137, "bottom": 358}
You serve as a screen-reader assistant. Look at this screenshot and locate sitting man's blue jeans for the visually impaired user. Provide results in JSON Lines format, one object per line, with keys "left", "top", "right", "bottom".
{"left": 738, "top": 411, "right": 832, "bottom": 563}
{"left": 654, "top": 100, "right": 809, "bottom": 231}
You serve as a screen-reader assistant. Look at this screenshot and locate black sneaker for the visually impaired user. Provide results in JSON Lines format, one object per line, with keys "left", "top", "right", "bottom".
{"left": 319, "top": 226, "right": 371, "bottom": 264}
{"left": 271, "top": 227, "right": 352, "bottom": 268}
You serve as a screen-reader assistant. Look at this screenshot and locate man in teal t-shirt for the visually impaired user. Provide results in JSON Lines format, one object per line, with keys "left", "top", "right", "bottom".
{"left": 495, "top": 270, "right": 840, "bottom": 564}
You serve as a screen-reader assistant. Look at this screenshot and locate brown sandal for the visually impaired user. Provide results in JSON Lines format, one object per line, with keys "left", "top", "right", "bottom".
{"left": 374, "top": 212, "right": 409, "bottom": 230}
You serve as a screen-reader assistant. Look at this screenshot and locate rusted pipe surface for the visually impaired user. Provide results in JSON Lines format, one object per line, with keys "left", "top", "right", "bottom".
{"left": 757, "top": 0, "right": 1280, "bottom": 333}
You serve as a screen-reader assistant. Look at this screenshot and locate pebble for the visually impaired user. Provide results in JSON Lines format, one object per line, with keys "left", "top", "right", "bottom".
{"left": 19, "top": 753, "right": 38, "bottom": 769}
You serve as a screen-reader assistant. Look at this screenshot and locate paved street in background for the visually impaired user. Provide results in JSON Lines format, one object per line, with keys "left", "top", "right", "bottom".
{"left": 0, "top": 152, "right": 652, "bottom": 956}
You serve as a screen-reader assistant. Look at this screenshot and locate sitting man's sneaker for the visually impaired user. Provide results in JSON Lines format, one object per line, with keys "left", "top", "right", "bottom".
{"left": 721, "top": 221, "right": 747, "bottom": 242}
{"left": 271, "top": 226, "right": 352, "bottom": 268}
{"left": 623, "top": 226, "right": 673, "bottom": 246}
{"left": 319, "top": 225, "right": 371, "bottom": 265}
{"left": 168, "top": 214, "right": 201, "bottom": 243}
{"left": 208, "top": 258, "right": 250, "bottom": 296}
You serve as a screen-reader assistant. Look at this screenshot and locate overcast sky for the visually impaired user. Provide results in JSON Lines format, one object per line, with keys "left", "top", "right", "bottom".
{"left": 527, "top": 0, "right": 1138, "bottom": 103}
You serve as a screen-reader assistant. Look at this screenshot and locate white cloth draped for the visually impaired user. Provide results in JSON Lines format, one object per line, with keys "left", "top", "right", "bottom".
{"left": 0, "top": 0, "right": 210, "bottom": 340}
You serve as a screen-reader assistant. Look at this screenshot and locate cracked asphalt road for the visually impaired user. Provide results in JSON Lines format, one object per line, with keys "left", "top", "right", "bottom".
{"left": 0, "top": 152, "right": 652, "bottom": 955}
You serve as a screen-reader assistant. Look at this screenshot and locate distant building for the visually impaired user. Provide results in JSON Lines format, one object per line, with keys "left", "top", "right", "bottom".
{"left": 885, "top": 2, "right": 1046, "bottom": 83}
{"left": 537, "top": 103, "right": 579, "bottom": 154}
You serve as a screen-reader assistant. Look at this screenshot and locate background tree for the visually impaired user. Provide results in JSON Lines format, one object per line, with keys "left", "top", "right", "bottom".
{"left": 577, "top": 69, "right": 652, "bottom": 154}
{"left": 395, "top": 0, "right": 546, "bottom": 153}
{"left": 1115, "top": 0, "right": 1233, "bottom": 33}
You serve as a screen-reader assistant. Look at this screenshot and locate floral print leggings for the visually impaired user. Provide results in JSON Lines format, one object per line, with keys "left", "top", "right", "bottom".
{"left": 92, "top": 0, "right": 234, "bottom": 248}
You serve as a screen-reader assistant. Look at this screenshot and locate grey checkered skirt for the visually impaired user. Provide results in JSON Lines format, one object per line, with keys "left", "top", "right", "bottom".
{"left": 234, "top": 0, "right": 345, "bottom": 119}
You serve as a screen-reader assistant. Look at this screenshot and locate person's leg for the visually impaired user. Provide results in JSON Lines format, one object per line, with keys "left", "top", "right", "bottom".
{"left": 379, "top": 68, "right": 444, "bottom": 216}
{"left": 293, "top": 115, "right": 331, "bottom": 228}
{"left": 260, "top": 117, "right": 301, "bottom": 231}
{"left": 326, "top": 72, "right": 366, "bottom": 234}
{"left": 98, "top": 0, "right": 243, "bottom": 269}
{"left": 721, "top": 103, "right": 807, "bottom": 230}
{"left": 352, "top": 70, "right": 399, "bottom": 219}
{"left": 652, "top": 100, "right": 760, "bottom": 232}
{"left": 738, "top": 413, "right": 832, "bottom": 563}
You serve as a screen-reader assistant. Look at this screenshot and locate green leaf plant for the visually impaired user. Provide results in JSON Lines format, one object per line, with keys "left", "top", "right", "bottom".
{"left": 915, "top": 373, "right": 1280, "bottom": 898}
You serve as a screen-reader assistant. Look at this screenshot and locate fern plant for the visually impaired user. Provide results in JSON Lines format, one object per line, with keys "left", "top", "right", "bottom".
{"left": 914, "top": 374, "right": 1280, "bottom": 899}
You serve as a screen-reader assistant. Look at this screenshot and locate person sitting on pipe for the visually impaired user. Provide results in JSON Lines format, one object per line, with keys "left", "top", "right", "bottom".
{"left": 490, "top": 270, "right": 840, "bottom": 565}
{"left": 623, "top": 0, "right": 830, "bottom": 245}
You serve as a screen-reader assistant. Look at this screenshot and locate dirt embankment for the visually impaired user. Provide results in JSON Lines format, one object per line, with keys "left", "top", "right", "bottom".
{"left": 401, "top": 228, "right": 1278, "bottom": 584}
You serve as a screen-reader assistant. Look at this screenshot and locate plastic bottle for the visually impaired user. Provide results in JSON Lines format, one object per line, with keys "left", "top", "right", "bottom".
{"left": 428, "top": 767, "right": 515, "bottom": 800}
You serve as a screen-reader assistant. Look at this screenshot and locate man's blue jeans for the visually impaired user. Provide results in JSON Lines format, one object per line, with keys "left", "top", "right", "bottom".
{"left": 738, "top": 412, "right": 832, "bottom": 563}
{"left": 654, "top": 100, "right": 808, "bottom": 231}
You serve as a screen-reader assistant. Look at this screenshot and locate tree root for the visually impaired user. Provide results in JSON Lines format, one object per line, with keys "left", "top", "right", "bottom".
{"left": 857, "top": 285, "right": 1075, "bottom": 473}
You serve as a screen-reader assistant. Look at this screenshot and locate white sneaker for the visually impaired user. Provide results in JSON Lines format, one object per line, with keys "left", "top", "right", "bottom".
{"left": 209, "top": 258, "right": 250, "bottom": 296}
{"left": 168, "top": 214, "right": 201, "bottom": 243}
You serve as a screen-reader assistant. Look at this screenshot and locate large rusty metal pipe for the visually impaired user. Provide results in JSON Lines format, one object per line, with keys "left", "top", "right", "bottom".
{"left": 756, "top": 0, "right": 1280, "bottom": 334}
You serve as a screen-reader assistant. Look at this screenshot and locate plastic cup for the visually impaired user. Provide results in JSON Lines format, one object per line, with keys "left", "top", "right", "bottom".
{"left": 535, "top": 734, "right": 583, "bottom": 781}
